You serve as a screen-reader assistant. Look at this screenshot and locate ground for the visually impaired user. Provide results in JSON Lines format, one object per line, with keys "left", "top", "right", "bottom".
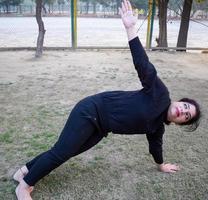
{"left": 0, "top": 50, "right": 208, "bottom": 200}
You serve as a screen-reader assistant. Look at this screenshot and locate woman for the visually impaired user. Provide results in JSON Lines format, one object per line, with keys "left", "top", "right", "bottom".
{"left": 14, "top": 1, "right": 201, "bottom": 199}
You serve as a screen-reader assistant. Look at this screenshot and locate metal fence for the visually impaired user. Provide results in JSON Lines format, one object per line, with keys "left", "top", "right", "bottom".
{"left": 0, "top": 1, "right": 208, "bottom": 49}
{"left": 0, "top": 2, "right": 124, "bottom": 16}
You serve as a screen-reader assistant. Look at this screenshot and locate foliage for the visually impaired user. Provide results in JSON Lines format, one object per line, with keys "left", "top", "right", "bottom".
{"left": 193, "top": 0, "right": 208, "bottom": 11}
{"left": 57, "top": 0, "right": 65, "bottom": 4}
{"left": 131, "top": 0, "right": 148, "bottom": 11}
{"left": 43, "top": 0, "right": 56, "bottom": 5}
{"left": 0, "top": 0, "right": 23, "bottom": 6}
{"left": 168, "top": 0, "right": 208, "bottom": 12}
{"left": 78, "top": 0, "right": 148, "bottom": 10}
{"left": 96, "top": 0, "right": 111, "bottom": 7}
{"left": 168, "top": 0, "right": 183, "bottom": 13}
{"left": 0, "top": 0, "right": 24, "bottom": 13}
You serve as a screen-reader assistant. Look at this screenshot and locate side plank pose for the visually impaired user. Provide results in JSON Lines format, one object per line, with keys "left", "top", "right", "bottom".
{"left": 14, "top": 1, "right": 201, "bottom": 199}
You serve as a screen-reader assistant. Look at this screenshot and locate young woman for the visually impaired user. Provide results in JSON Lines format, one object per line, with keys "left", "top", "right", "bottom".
{"left": 14, "top": 1, "right": 201, "bottom": 199}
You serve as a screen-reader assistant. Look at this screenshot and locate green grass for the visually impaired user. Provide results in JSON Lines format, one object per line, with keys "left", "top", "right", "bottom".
{"left": 0, "top": 51, "right": 208, "bottom": 200}
{"left": 0, "top": 130, "right": 14, "bottom": 144}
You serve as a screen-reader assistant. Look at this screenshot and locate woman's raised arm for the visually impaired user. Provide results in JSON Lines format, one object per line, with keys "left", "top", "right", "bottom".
{"left": 119, "top": 0, "right": 137, "bottom": 41}
{"left": 120, "top": 0, "right": 157, "bottom": 91}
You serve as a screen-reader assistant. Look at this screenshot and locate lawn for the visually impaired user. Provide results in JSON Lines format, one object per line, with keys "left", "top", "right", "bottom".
{"left": 0, "top": 50, "right": 208, "bottom": 200}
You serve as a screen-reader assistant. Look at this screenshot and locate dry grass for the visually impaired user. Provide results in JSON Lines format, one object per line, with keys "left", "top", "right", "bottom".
{"left": 0, "top": 50, "right": 208, "bottom": 200}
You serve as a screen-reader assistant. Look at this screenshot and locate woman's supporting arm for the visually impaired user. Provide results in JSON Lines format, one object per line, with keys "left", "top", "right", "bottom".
{"left": 146, "top": 127, "right": 180, "bottom": 173}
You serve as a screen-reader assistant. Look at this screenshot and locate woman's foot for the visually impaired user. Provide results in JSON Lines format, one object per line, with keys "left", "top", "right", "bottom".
{"left": 13, "top": 166, "right": 29, "bottom": 183}
{"left": 15, "top": 180, "right": 34, "bottom": 200}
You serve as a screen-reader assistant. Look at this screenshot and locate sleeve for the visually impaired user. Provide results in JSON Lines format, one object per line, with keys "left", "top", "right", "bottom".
{"left": 146, "top": 126, "right": 165, "bottom": 164}
{"left": 129, "top": 37, "right": 157, "bottom": 92}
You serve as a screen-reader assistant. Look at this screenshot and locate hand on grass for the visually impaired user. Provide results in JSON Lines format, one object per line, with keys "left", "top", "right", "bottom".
{"left": 158, "top": 163, "right": 180, "bottom": 173}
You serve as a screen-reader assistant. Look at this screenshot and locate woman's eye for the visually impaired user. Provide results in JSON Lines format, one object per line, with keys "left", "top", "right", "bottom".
{"left": 185, "top": 113, "right": 189, "bottom": 120}
{"left": 184, "top": 104, "right": 187, "bottom": 109}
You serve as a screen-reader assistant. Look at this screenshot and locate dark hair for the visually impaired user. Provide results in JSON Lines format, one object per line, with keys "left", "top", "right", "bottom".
{"left": 178, "top": 98, "right": 201, "bottom": 132}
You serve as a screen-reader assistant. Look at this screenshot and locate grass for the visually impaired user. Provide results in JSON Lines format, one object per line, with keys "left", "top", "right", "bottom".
{"left": 1, "top": 110, "right": 207, "bottom": 200}
{"left": 0, "top": 50, "right": 208, "bottom": 200}
{"left": 0, "top": 129, "right": 14, "bottom": 144}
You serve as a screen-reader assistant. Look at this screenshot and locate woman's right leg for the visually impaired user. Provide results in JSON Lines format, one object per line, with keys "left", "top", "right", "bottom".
{"left": 15, "top": 130, "right": 104, "bottom": 200}
{"left": 15, "top": 112, "right": 97, "bottom": 200}
{"left": 22, "top": 97, "right": 103, "bottom": 186}
{"left": 23, "top": 125, "right": 95, "bottom": 186}
{"left": 15, "top": 97, "right": 104, "bottom": 199}
{"left": 14, "top": 130, "right": 103, "bottom": 183}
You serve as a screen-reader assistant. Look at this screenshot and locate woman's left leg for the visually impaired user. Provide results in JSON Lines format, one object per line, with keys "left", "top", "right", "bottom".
{"left": 14, "top": 131, "right": 104, "bottom": 183}
{"left": 15, "top": 118, "right": 98, "bottom": 200}
{"left": 15, "top": 96, "right": 104, "bottom": 199}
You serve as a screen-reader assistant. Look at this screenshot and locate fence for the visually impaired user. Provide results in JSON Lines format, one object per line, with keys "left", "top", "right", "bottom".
{"left": 0, "top": 1, "right": 208, "bottom": 49}
{"left": 0, "top": 2, "right": 126, "bottom": 16}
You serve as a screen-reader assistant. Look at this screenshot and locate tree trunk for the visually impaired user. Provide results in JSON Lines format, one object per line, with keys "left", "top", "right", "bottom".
{"left": 58, "top": 3, "right": 61, "bottom": 14}
{"left": 177, "top": 0, "right": 193, "bottom": 51}
{"left": 48, "top": 4, "right": 51, "bottom": 14}
{"left": 86, "top": 1, "right": 89, "bottom": 14}
{"left": 42, "top": 4, "right": 47, "bottom": 14}
{"left": 158, "top": 0, "right": 169, "bottom": 47}
{"left": 92, "top": 2, "right": 96, "bottom": 14}
{"left": 35, "top": 0, "right": 46, "bottom": 58}
{"left": 6, "top": 4, "right": 9, "bottom": 13}
{"left": 116, "top": 0, "right": 120, "bottom": 15}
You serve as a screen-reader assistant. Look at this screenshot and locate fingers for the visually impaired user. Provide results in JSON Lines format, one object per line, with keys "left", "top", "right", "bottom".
{"left": 127, "top": 0, "right": 133, "bottom": 11}
{"left": 124, "top": 0, "right": 129, "bottom": 11}
{"left": 121, "top": 0, "right": 132, "bottom": 14}
{"left": 121, "top": 1, "right": 127, "bottom": 13}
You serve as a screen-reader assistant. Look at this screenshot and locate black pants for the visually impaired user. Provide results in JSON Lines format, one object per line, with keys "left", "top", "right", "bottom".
{"left": 24, "top": 97, "right": 104, "bottom": 186}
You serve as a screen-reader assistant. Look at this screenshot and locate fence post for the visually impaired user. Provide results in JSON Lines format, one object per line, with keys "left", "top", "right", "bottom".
{"left": 149, "top": 0, "right": 156, "bottom": 47}
{"left": 146, "top": 0, "right": 156, "bottom": 49}
{"left": 71, "top": 0, "right": 77, "bottom": 49}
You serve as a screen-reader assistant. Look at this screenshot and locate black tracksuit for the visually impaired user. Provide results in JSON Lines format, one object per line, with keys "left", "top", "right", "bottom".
{"left": 24, "top": 37, "right": 171, "bottom": 186}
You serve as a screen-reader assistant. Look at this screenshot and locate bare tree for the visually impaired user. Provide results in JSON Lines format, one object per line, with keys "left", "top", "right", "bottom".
{"left": 35, "top": 0, "right": 46, "bottom": 57}
{"left": 158, "top": 0, "right": 169, "bottom": 47}
{"left": 177, "top": 0, "right": 193, "bottom": 51}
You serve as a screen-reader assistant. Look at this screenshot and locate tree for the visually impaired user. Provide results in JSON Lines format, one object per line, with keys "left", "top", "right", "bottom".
{"left": 0, "top": 0, "right": 23, "bottom": 13}
{"left": 0, "top": 0, "right": 10, "bottom": 13}
{"left": 96, "top": 0, "right": 111, "bottom": 16}
{"left": 80, "top": 0, "right": 90, "bottom": 14}
{"left": 43, "top": 0, "right": 56, "bottom": 13}
{"left": 57, "top": 0, "right": 65, "bottom": 14}
{"left": 192, "top": 0, "right": 208, "bottom": 17}
{"left": 177, "top": 0, "right": 193, "bottom": 50}
{"left": 131, "top": 0, "right": 148, "bottom": 14}
{"left": 169, "top": 0, "right": 183, "bottom": 13}
{"left": 97, "top": 0, "right": 111, "bottom": 9}
{"left": 114, "top": 0, "right": 121, "bottom": 15}
{"left": 91, "top": 0, "right": 97, "bottom": 14}
{"left": 157, "top": 0, "right": 169, "bottom": 47}
{"left": 35, "top": 0, "right": 46, "bottom": 57}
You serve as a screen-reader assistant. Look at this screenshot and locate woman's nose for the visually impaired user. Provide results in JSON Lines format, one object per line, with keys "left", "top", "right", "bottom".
{"left": 181, "top": 110, "right": 185, "bottom": 116}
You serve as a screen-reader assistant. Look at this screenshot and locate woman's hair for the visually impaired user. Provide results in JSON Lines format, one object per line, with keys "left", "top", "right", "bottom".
{"left": 178, "top": 98, "right": 201, "bottom": 132}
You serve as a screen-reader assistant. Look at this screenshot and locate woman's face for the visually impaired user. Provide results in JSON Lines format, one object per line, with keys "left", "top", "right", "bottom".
{"left": 167, "top": 101, "right": 196, "bottom": 124}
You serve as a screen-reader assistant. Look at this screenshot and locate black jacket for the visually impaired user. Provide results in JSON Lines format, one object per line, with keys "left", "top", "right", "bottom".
{"left": 91, "top": 37, "right": 171, "bottom": 164}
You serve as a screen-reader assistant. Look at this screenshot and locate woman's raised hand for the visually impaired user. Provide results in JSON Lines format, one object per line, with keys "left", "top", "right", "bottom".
{"left": 119, "top": 0, "right": 137, "bottom": 29}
